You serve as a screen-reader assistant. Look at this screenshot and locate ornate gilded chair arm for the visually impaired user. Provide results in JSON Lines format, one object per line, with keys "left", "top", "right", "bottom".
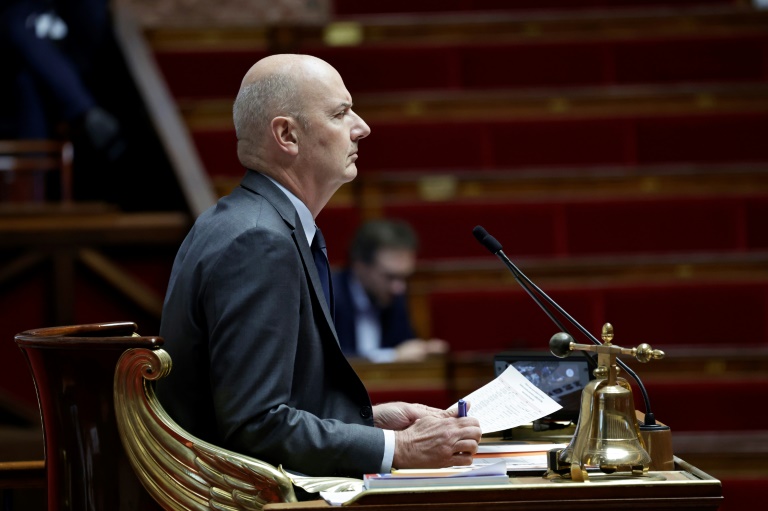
{"left": 114, "top": 347, "right": 298, "bottom": 510}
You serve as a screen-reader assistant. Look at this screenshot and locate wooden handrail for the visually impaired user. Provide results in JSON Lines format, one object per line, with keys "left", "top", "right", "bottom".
{"left": 0, "top": 460, "right": 46, "bottom": 490}
{"left": 111, "top": 4, "right": 216, "bottom": 218}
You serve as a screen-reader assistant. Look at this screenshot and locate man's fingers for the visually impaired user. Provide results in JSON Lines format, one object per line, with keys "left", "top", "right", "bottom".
{"left": 453, "top": 439, "right": 479, "bottom": 456}
{"left": 451, "top": 452, "right": 475, "bottom": 466}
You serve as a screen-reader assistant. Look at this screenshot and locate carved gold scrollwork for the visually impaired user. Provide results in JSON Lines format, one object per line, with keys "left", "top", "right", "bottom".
{"left": 114, "top": 348, "right": 297, "bottom": 510}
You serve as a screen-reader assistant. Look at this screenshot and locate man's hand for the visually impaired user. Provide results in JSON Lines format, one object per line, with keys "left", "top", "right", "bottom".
{"left": 394, "top": 338, "right": 449, "bottom": 362}
{"left": 372, "top": 402, "right": 447, "bottom": 430}
{"left": 392, "top": 415, "right": 482, "bottom": 468}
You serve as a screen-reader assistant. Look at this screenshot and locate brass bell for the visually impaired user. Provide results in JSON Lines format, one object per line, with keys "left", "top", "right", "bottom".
{"left": 557, "top": 375, "right": 650, "bottom": 481}
{"left": 548, "top": 324, "right": 661, "bottom": 482}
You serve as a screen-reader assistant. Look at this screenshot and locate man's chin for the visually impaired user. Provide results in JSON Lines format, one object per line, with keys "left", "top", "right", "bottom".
{"left": 343, "top": 164, "right": 358, "bottom": 182}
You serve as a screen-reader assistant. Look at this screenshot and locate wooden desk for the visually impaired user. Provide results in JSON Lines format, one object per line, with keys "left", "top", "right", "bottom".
{"left": 265, "top": 458, "right": 721, "bottom": 511}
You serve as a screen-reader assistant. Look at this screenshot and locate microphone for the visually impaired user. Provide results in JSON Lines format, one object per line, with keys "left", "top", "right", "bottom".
{"left": 472, "top": 226, "right": 503, "bottom": 254}
{"left": 472, "top": 225, "right": 659, "bottom": 428}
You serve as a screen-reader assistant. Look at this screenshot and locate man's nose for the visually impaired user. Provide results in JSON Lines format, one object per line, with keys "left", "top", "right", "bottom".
{"left": 351, "top": 111, "right": 371, "bottom": 140}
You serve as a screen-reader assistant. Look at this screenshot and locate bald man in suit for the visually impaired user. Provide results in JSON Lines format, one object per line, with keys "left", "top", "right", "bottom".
{"left": 157, "top": 54, "right": 481, "bottom": 478}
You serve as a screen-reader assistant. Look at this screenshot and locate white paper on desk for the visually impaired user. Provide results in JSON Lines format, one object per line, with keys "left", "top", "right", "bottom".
{"left": 477, "top": 443, "right": 567, "bottom": 454}
{"left": 452, "top": 365, "right": 562, "bottom": 433}
{"left": 320, "top": 488, "right": 362, "bottom": 506}
{"left": 472, "top": 454, "right": 549, "bottom": 471}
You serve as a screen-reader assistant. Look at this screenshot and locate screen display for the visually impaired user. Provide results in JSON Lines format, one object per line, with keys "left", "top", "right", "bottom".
{"left": 494, "top": 352, "right": 592, "bottom": 422}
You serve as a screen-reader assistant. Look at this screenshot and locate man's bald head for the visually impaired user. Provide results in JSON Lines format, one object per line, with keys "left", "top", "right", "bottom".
{"left": 234, "top": 54, "right": 347, "bottom": 150}
{"left": 233, "top": 55, "right": 311, "bottom": 146}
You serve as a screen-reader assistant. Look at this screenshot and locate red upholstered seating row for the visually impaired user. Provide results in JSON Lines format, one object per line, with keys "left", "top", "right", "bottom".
{"left": 362, "top": 113, "right": 768, "bottom": 171}
{"left": 332, "top": 36, "right": 768, "bottom": 94}
{"left": 426, "top": 280, "right": 768, "bottom": 350}
{"left": 311, "top": 193, "right": 768, "bottom": 266}
{"left": 154, "top": 33, "right": 768, "bottom": 99}
{"left": 632, "top": 378, "right": 768, "bottom": 432}
{"left": 332, "top": 0, "right": 737, "bottom": 16}
{"left": 191, "top": 112, "right": 768, "bottom": 177}
{"left": 379, "top": 194, "right": 768, "bottom": 260}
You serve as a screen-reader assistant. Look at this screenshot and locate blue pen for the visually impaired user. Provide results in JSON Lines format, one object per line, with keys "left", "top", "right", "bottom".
{"left": 458, "top": 399, "right": 467, "bottom": 417}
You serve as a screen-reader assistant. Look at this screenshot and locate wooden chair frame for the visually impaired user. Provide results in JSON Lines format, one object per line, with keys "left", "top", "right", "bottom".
{"left": 0, "top": 139, "right": 73, "bottom": 203}
{"left": 13, "top": 322, "right": 361, "bottom": 511}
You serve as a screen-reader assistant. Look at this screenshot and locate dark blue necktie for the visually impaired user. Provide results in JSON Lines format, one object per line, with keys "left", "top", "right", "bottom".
{"left": 311, "top": 227, "right": 334, "bottom": 318}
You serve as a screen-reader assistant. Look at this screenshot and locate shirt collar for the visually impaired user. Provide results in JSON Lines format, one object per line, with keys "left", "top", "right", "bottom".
{"left": 264, "top": 175, "right": 315, "bottom": 245}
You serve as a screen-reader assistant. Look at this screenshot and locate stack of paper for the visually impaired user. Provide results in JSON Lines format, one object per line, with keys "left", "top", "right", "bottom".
{"left": 474, "top": 442, "right": 568, "bottom": 471}
{"left": 363, "top": 460, "right": 509, "bottom": 489}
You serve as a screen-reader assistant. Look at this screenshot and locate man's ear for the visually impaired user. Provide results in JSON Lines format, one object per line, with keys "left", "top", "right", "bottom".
{"left": 270, "top": 116, "right": 299, "bottom": 155}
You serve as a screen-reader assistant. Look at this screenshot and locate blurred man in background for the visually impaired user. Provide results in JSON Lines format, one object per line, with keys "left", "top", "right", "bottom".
{"left": 333, "top": 219, "right": 448, "bottom": 362}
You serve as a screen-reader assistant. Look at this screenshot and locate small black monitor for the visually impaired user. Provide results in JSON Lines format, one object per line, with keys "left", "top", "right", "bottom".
{"left": 494, "top": 351, "right": 593, "bottom": 423}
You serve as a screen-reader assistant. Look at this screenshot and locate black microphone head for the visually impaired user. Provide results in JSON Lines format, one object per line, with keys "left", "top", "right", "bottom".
{"left": 472, "top": 225, "right": 488, "bottom": 243}
{"left": 549, "top": 332, "right": 574, "bottom": 358}
{"left": 472, "top": 225, "right": 503, "bottom": 254}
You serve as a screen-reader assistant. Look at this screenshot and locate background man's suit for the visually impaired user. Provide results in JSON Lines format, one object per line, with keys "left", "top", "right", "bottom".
{"left": 157, "top": 170, "right": 385, "bottom": 477}
{"left": 333, "top": 269, "right": 415, "bottom": 357}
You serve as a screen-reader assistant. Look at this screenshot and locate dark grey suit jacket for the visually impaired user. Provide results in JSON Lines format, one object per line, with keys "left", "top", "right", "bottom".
{"left": 157, "top": 170, "right": 385, "bottom": 477}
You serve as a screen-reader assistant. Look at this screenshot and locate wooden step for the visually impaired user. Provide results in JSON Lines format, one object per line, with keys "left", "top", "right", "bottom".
{"left": 179, "top": 82, "right": 768, "bottom": 129}
{"left": 339, "top": 83, "right": 768, "bottom": 123}
{"left": 332, "top": 1, "right": 745, "bottom": 19}
{"left": 152, "top": 32, "right": 768, "bottom": 99}
{"left": 213, "top": 161, "right": 768, "bottom": 206}
{"left": 407, "top": 251, "right": 768, "bottom": 290}
{"left": 330, "top": 4, "right": 768, "bottom": 44}
{"left": 347, "top": 162, "right": 768, "bottom": 206}
{"left": 0, "top": 211, "right": 191, "bottom": 247}
{"left": 205, "top": 156, "right": 768, "bottom": 203}
{"left": 147, "top": 4, "right": 768, "bottom": 50}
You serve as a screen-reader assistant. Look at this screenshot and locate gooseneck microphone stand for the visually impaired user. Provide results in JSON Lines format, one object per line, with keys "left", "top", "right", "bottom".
{"left": 472, "top": 225, "right": 661, "bottom": 429}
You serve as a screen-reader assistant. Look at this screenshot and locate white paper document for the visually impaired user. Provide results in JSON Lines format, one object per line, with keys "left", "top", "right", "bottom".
{"left": 477, "top": 443, "right": 567, "bottom": 454}
{"left": 473, "top": 443, "right": 568, "bottom": 471}
{"left": 472, "top": 453, "right": 549, "bottom": 471}
{"left": 453, "top": 365, "right": 562, "bottom": 433}
{"left": 320, "top": 489, "right": 362, "bottom": 506}
{"left": 389, "top": 459, "right": 507, "bottom": 478}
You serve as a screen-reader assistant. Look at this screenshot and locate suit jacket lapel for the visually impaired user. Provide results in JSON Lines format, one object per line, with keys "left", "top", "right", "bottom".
{"left": 239, "top": 171, "right": 339, "bottom": 344}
